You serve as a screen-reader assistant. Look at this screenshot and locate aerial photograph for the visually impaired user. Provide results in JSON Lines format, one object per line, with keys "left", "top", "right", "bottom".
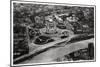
{"left": 11, "top": 1, "right": 95, "bottom": 66}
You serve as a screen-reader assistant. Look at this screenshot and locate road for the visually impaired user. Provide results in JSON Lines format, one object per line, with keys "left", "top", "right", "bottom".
{"left": 20, "top": 38, "right": 94, "bottom": 64}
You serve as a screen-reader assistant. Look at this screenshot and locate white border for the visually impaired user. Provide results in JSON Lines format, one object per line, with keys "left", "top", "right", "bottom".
{"left": 11, "top": 1, "right": 96, "bottom": 66}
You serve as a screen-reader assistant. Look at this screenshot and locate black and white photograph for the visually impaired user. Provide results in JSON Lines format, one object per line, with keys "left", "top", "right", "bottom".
{"left": 11, "top": 1, "right": 95, "bottom": 66}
